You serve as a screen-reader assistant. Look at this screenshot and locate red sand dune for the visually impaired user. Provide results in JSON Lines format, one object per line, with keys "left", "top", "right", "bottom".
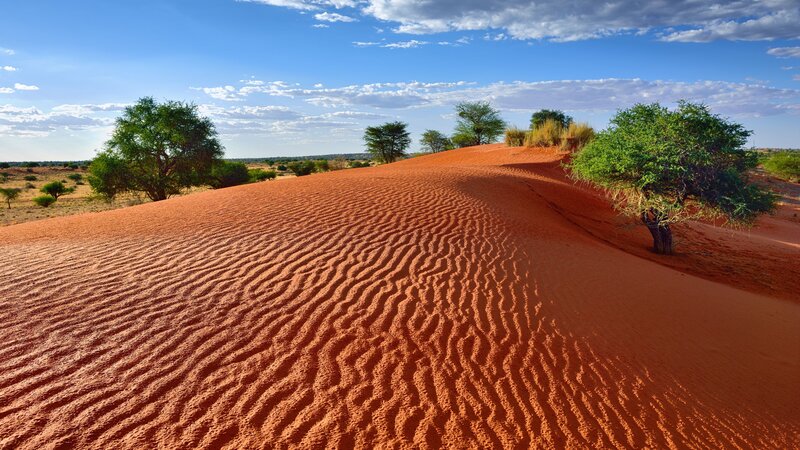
{"left": 1, "top": 144, "right": 798, "bottom": 449}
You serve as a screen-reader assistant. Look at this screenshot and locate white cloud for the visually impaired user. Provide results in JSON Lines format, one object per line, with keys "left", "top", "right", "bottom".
{"left": 382, "top": 39, "right": 427, "bottom": 49}
{"left": 767, "top": 47, "right": 800, "bottom": 58}
{"left": 353, "top": 41, "right": 380, "bottom": 47}
{"left": 313, "top": 23, "right": 329, "bottom": 28}
{"left": 0, "top": 48, "right": 14, "bottom": 56}
{"left": 13, "top": 83, "right": 39, "bottom": 91}
{"left": 314, "top": 11, "right": 356, "bottom": 22}
{"left": 1, "top": 66, "right": 16, "bottom": 72}
{"left": 0, "top": 88, "right": 13, "bottom": 94}
{"left": 247, "top": 0, "right": 800, "bottom": 42}
{"left": 191, "top": 85, "right": 242, "bottom": 101}
{"left": 0, "top": 104, "right": 114, "bottom": 137}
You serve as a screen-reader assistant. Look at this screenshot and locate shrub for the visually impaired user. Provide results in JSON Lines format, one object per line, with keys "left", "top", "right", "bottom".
{"left": 762, "top": 151, "right": 800, "bottom": 182}
{"left": 210, "top": 161, "right": 250, "bottom": 188}
{"left": 24, "top": 182, "right": 35, "bottom": 189}
{"left": 248, "top": 168, "right": 277, "bottom": 182}
{"left": 568, "top": 101, "right": 775, "bottom": 255}
{"left": 560, "top": 122, "right": 595, "bottom": 152}
{"left": 329, "top": 158, "right": 349, "bottom": 171}
{"left": 24, "top": 162, "right": 40, "bottom": 168}
{"left": 287, "top": 160, "right": 316, "bottom": 177}
{"left": 315, "top": 160, "right": 330, "bottom": 172}
{"left": 0, "top": 162, "right": 9, "bottom": 169}
{"left": 24, "top": 175, "right": 38, "bottom": 181}
{"left": 41, "top": 181, "right": 75, "bottom": 199}
{"left": 0, "top": 187, "right": 21, "bottom": 209}
{"left": 67, "top": 173, "right": 83, "bottom": 182}
{"left": 276, "top": 164, "right": 287, "bottom": 171}
{"left": 504, "top": 127, "right": 526, "bottom": 147}
{"left": 525, "top": 119, "right": 563, "bottom": 147}
{"left": 32, "top": 195, "right": 56, "bottom": 207}
{"left": 350, "top": 161, "right": 370, "bottom": 168}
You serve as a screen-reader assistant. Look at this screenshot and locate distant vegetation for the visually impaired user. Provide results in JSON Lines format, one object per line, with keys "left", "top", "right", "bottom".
{"left": 210, "top": 161, "right": 250, "bottom": 189}
{"left": 762, "top": 151, "right": 800, "bottom": 182}
{"left": 569, "top": 101, "right": 775, "bottom": 255}
{"left": 420, "top": 130, "right": 454, "bottom": 153}
{"left": 364, "top": 121, "right": 411, "bottom": 163}
{"left": 88, "top": 97, "right": 223, "bottom": 201}
{"left": 287, "top": 160, "right": 317, "bottom": 177}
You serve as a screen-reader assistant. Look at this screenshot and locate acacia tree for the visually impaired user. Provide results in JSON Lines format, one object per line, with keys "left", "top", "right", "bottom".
{"left": 453, "top": 102, "right": 505, "bottom": 147}
{"left": 531, "top": 109, "right": 573, "bottom": 130}
{"left": 420, "top": 130, "right": 453, "bottom": 153}
{"left": 88, "top": 97, "right": 223, "bottom": 201}
{"left": 569, "top": 101, "right": 775, "bottom": 255}
{"left": 364, "top": 121, "right": 411, "bottom": 163}
{"left": 0, "top": 187, "right": 20, "bottom": 209}
{"left": 41, "top": 181, "right": 75, "bottom": 200}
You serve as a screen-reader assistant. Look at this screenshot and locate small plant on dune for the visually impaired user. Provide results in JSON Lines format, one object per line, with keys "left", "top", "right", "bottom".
{"left": 248, "top": 168, "right": 277, "bottom": 182}
{"left": 420, "top": 130, "right": 454, "bottom": 153}
{"left": 0, "top": 187, "right": 21, "bottom": 209}
{"left": 504, "top": 127, "right": 527, "bottom": 147}
{"left": 328, "top": 158, "right": 349, "bottom": 171}
{"left": 364, "top": 121, "right": 411, "bottom": 163}
{"left": 32, "top": 195, "right": 56, "bottom": 208}
{"left": 568, "top": 101, "right": 775, "bottom": 255}
{"left": 762, "top": 151, "right": 800, "bottom": 182}
{"left": 530, "top": 109, "right": 573, "bottom": 130}
{"left": 210, "top": 161, "right": 250, "bottom": 188}
{"left": 67, "top": 173, "right": 83, "bottom": 182}
{"left": 41, "top": 181, "right": 75, "bottom": 200}
{"left": 24, "top": 175, "right": 37, "bottom": 181}
{"left": 560, "top": 122, "right": 595, "bottom": 152}
{"left": 287, "top": 160, "right": 316, "bottom": 176}
{"left": 525, "top": 119, "right": 563, "bottom": 147}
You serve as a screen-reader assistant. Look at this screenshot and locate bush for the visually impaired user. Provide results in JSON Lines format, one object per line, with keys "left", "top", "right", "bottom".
{"left": 0, "top": 162, "right": 9, "bottom": 169}
{"left": 350, "top": 161, "right": 370, "bottom": 168}
{"left": 24, "top": 175, "right": 38, "bottom": 181}
{"left": 314, "top": 160, "right": 330, "bottom": 172}
{"left": 24, "top": 182, "right": 35, "bottom": 189}
{"left": 276, "top": 164, "right": 287, "bottom": 171}
{"left": 762, "top": 151, "right": 800, "bottom": 182}
{"left": 504, "top": 127, "right": 526, "bottom": 147}
{"left": 248, "top": 168, "right": 277, "bottom": 182}
{"left": 26, "top": 168, "right": 35, "bottom": 173}
{"left": 329, "top": 158, "right": 348, "bottom": 171}
{"left": 24, "top": 162, "right": 40, "bottom": 168}
{"left": 525, "top": 119, "right": 563, "bottom": 147}
{"left": 67, "top": 173, "right": 83, "bottom": 182}
{"left": 41, "top": 181, "right": 75, "bottom": 200}
{"left": 287, "top": 160, "right": 316, "bottom": 177}
{"left": 33, "top": 195, "right": 56, "bottom": 207}
{"left": 210, "top": 161, "right": 250, "bottom": 188}
{"left": 560, "top": 123, "right": 595, "bottom": 152}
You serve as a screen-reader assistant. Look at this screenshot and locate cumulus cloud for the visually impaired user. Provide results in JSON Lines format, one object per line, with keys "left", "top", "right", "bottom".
{"left": 14, "top": 83, "right": 39, "bottom": 91}
{"left": 314, "top": 11, "right": 356, "bottom": 22}
{"left": 0, "top": 48, "right": 13, "bottom": 56}
{"left": 1, "top": 66, "right": 16, "bottom": 72}
{"left": 0, "top": 104, "right": 114, "bottom": 137}
{"left": 246, "top": 0, "right": 800, "bottom": 42}
{"left": 768, "top": 47, "right": 800, "bottom": 58}
{"left": 0, "top": 88, "right": 13, "bottom": 94}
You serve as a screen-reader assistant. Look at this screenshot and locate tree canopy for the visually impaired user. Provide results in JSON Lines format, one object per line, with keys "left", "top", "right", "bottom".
{"left": 88, "top": 97, "right": 224, "bottom": 201}
{"left": 569, "top": 101, "right": 775, "bottom": 254}
{"left": 364, "top": 121, "right": 411, "bottom": 163}
{"left": 453, "top": 102, "right": 505, "bottom": 147}
{"left": 0, "top": 187, "right": 21, "bottom": 209}
{"left": 531, "top": 109, "right": 573, "bottom": 130}
{"left": 420, "top": 130, "right": 453, "bottom": 153}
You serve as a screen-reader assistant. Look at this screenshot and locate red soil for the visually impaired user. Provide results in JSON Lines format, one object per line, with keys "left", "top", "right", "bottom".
{"left": 1, "top": 144, "right": 798, "bottom": 448}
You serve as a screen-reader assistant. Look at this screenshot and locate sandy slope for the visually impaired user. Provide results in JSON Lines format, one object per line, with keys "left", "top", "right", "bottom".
{"left": 0, "top": 144, "right": 798, "bottom": 449}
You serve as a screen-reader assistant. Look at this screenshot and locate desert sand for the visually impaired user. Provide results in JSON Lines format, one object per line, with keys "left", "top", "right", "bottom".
{"left": 0, "top": 144, "right": 798, "bottom": 449}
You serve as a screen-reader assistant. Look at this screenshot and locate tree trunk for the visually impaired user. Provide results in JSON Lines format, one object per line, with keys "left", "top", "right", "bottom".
{"left": 641, "top": 211, "right": 674, "bottom": 255}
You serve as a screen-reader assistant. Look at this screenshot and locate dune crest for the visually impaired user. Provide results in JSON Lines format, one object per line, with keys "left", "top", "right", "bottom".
{"left": 1, "top": 144, "right": 798, "bottom": 448}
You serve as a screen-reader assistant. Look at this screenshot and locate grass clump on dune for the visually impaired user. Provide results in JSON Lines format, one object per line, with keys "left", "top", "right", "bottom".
{"left": 525, "top": 119, "right": 563, "bottom": 147}
{"left": 560, "top": 122, "right": 595, "bottom": 152}
{"left": 504, "top": 127, "right": 526, "bottom": 147}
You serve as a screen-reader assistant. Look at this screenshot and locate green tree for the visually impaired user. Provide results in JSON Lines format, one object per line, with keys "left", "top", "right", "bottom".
{"left": 41, "top": 181, "right": 75, "bottom": 200}
{"left": 287, "top": 160, "right": 316, "bottom": 176}
{"left": 363, "top": 121, "right": 411, "bottom": 163}
{"left": 530, "top": 109, "right": 573, "bottom": 130}
{"left": 569, "top": 101, "right": 775, "bottom": 255}
{"left": 420, "top": 130, "right": 454, "bottom": 153}
{"left": 453, "top": 102, "right": 505, "bottom": 147}
{"left": 0, "top": 187, "right": 21, "bottom": 209}
{"left": 89, "top": 97, "right": 223, "bottom": 201}
{"left": 210, "top": 161, "right": 250, "bottom": 188}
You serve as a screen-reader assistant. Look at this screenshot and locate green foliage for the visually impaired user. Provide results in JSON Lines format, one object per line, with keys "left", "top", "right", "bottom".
{"left": 453, "top": 102, "right": 506, "bottom": 147}
{"left": 87, "top": 151, "right": 129, "bottom": 200}
{"left": 0, "top": 163, "right": 9, "bottom": 169}
{"left": 276, "top": 164, "right": 287, "bottom": 171}
{"left": 504, "top": 127, "right": 526, "bottom": 147}
{"left": 531, "top": 109, "right": 573, "bottom": 130}
{"left": 41, "top": 181, "right": 75, "bottom": 200}
{"left": 364, "top": 121, "right": 411, "bottom": 163}
{"left": 287, "top": 160, "right": 316, "bottom": 176}
{"left": 24, "top": 162, "right": 40, "bottom": 168}
{"left": 314, "top": 160, "right": 330, "bottom": 172}
{"left": 560, "top": 122, "right": 595, "bottom": 152}
{"left": 67, "top": 173, "right": 83, "bottom": 182}
{"left": 420, "top": 130, "right": 454, "bottom": 153}
{"left": 210, "top": 161, "right": 250, "bottom": 188}
{"left": 525, "top": 119, "right": 563, "bottom": 147}
{"left": 32, "top": 195, "right": 56, "bottom": 207}
{"left": 569, "top": 101, "right": 775, "bottom": 229}
{"left": 762, "top": 151, "right": 800, "bottom": 182}
{"left": 349, "top": 161, "right": 371, "bottom": 168}
{"left": 0, "top": 187, "right": 21, "bottom": 208}
{"left": 90, "top": 97, "right": 224, "bottom": 201}
{"left": 249, "top": 168, "right": 277, "bottom": 182}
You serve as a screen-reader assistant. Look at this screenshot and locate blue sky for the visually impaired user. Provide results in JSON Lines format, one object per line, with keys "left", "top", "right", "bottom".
{"left": 1, "top": 0, "right": 799, "bottom": 161}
